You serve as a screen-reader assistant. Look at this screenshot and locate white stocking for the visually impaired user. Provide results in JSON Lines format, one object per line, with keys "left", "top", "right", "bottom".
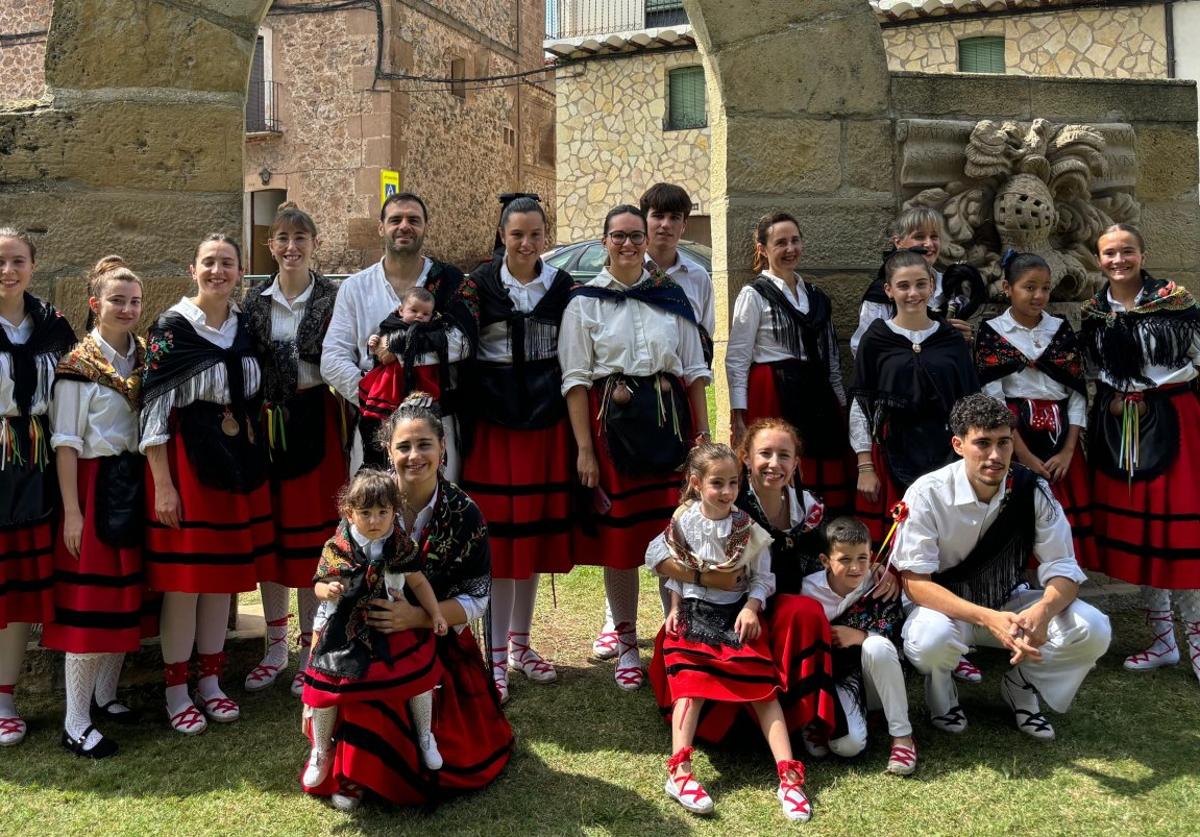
{"left": 1175, "top": 589, "right": 1200, "bottom": 684}
{"left": 409, "top": 689, "right": 433, "bottom": 739}
{"left": 1136, "top": 586, "right": 1177, "bottom": 655}
{"left": 0, "top": 623, "right": 30, "bottom": 716}
{"left": 160, "top": 592, "right": 199, "bottom": 713}
{"left": 511, "top": 575, "right": 539, "bottom": 636}
{"left": 604, "top": 567, "right": 640, "bottom": 669}
{"left": 196, "top": 593, "right": 231, "bottom": 700}
{"left": 490, "top": 578, "right": 516, "bottom": 668}
{"left": 258, "top": 582, "right": 290, "bottom": 669}
{"left": 94, "top": 653, "right": 128, "bottom": 710}
{"left": 309, "top": 705, "right": 338, "bottom": 753}
{"left": 64, "top": 653, "right": 103, "bottom": 747}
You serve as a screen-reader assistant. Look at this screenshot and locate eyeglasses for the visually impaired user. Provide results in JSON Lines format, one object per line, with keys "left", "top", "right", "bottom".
{"left": 605, "top": 231, "right": 647, "bottom": 245}
{"left": 272, "top": 234, "right": 311, "bottom": 246}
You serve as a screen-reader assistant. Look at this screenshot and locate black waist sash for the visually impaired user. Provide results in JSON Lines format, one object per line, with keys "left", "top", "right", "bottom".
{"left": 599, "top": 373, "right": 692, "bottom": 477}
{"left": 766, "top": 358, "right": 846, "bottom": 454}
{"left": 678, "top": 595, "right": 749, "bottom": 650}
{"left": 94, "top": 451, "right": 145, "bottom": 547}
{"left": 1088, "top": 381, "right": 1190, "bottom": 482}
{"left": 0, "top": 415, "right": 53, "bottom": 527}
{"left": 932, "top": 466, "right": 1037, "bottom": 609}
{"left": 474, "top": 358, "right": 565, "bottom": 430}
{"left": 265, "top": 385, "right": 329, "bottom": 480}
{"left": 177, "top": 399, "right": 267, "bottom": 494}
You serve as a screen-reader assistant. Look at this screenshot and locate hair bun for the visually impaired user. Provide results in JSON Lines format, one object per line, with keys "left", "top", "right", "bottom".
{"left": 89, "top": 254, "right": 127, "bottom": 279}
{"left": 275, "top": 200, "right": 299, "bottom": 213}
{"left": 401, "top": 390, "right": 440, "bottom": 415}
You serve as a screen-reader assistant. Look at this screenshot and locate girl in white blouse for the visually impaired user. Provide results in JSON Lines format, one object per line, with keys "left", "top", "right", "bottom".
{"left": 975, "top": 251, "right": 1095, "bottom": 568}
{"left": 141, "top": 235, "right": 272, "bottom": 734}
{"left": 0, "top": 228, "right": 77, "bottom": 747}
{"left": 559, "top": 205, "right": 711, "bottom": 691}
{"left": 43, "top": 256, "right": 147, "bottom": 758}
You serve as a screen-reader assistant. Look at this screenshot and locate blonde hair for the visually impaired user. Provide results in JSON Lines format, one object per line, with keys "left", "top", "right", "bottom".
{"left": 889, "top": 207, "right": 945, "bottom": 243}
{"left": 680, "top": 443, "right": 741, "bottom": 502}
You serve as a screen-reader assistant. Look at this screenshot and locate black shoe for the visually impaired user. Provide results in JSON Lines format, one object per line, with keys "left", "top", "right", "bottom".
{"left": 62, "top": 725, "right": 118, "bottom": 759}
{"left": 92, "top": 698, "right": 140, "bottom": 726}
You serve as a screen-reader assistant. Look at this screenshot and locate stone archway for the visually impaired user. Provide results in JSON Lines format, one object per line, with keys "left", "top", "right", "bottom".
{"left": 682, "top": 0, "right": 898, "bottom": 435}
{"left": 0, "top": 0, "right": 272, "bottom": 324}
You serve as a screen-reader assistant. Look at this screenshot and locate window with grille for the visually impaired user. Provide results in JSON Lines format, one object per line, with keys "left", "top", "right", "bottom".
{"left": 646, "top": 0, "right": 687, "bottom": 28}
{"left": 666, "top": 66, "right": 706, "bottom": 131}
{"left": 958, "top": 37, "right": 1005, "bottom": 74}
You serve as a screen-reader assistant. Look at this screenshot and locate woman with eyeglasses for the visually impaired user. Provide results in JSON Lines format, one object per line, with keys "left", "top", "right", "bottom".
{"left": 559, "top": 204, "right": 711, "bottom": 691}
{"left": 241, "top": 203, "right": 348, "bottom": 698}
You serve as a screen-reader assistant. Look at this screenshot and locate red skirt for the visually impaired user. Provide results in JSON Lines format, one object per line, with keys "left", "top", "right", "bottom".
{"left": 650, "top": 593, "right": 836, "bottom": 744}
{"left": 650, "top": 618, "right": 780, "bottom": 706}
{"left": 303, "top": 628, "right": 513, "bottom": 805}
{"left": 571, "top": 386, "right": 683, "bottom": 570}
{"left": 1048, "top": 446, "right": 1098, "bottom": 571}
{"left": 0, "top": 516, "right": 53, "bottom": 629}
{"left": 460, "top": 419, "right": 573, "bottom": 579}
{"left": 143, "top": 427, "right": 275, "bottom": 594}
{"left": 853, "top": 444, "right": 906, "bottom": 545}
{"left": 258, "top": 390, "right": 348, "bottom": 588}
{"left": 42, "top": 457, "right": 157, "bottom": 653}
{"left": 1092, "top": 387, "right": 1200, "bottom": 588}
{"left": 301, "top": 628, "right": 442, "bottom": 708}
{"left": 746, "top": 363, "right": 855, "bottom": 514}
{"left": 359, "top": 363, "right": 443, "bottom": 422}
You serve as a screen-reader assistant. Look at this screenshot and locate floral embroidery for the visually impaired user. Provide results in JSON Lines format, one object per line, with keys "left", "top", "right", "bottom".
{"left": 54, "top": 334, "right": 147, "bottom": 409}
{"left": 146, "top": 329, "right": 174, "bottom": 371}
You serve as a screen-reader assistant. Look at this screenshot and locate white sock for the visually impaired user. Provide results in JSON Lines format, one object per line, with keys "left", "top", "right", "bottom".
{"left": 309, "top": 705, "right": 337, "bottom": 753}
{"left": 297, "top": 588, "right": 317, "bottom": 674}
{"left": 93, "top": 653, "right": 127, "bottom": 710}
{"left": 65, "top": 653, "right": 103, "bottom": 748}
{"left": 1138, "top": 586, "right": 1177, "bottom": 654}
{"left": 0, "top": 623, "right": 30, "bottom": 717}
{"left": 196, "top": 593, "right": 231, "bottom": 700}
{"left": 259, "top": 582, "right": 290, "bottom": 669}
{"left": 161, "top": 593, "right": 199, "bottom": 715}
{"left": 604, "top": 567, "right": 639, "bottom": 668}
{"left": 410, "top": 689, "right": 433, "bottom": 739}
{"left": 491, "top": 578, "right": 515, "bottom": 668}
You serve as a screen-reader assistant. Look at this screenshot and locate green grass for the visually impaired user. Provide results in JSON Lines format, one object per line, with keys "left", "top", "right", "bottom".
{"left": 2, "top": 571, "right": 1198, "bottom": 836}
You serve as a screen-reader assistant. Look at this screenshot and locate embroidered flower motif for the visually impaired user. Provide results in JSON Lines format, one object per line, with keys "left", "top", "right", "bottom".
{"left": 146, "top": 329, "right": 174, "bottom": 370}
{"left": 1158, "top": 281, "right": 1177, "bottom": 298}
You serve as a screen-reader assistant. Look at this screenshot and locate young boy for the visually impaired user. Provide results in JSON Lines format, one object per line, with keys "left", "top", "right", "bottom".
{"left": 801, "top": 516, "right": 916, "bottom": 775}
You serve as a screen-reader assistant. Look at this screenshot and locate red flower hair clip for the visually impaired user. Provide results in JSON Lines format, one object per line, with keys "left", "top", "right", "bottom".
{"left": 889, "top": 501, "right": 909, "bottom": 523}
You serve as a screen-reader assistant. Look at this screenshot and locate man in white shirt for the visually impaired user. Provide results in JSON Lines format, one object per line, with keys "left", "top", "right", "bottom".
{"left": 320, "top": 192, "right": 473, "bottom": 475}
{"left": 893, "top": 394, "right": 1110, "bottom": 740}
{"left": 640, "top": 183, "right": 715, "bottom": 364}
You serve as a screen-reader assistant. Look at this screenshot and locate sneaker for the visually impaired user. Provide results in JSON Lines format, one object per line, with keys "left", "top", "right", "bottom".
{"left": 419, "top": 732, "right": 443, "bottom": 770}
{"left": 302, "top": 747, "right": 332, "bottom": 789}
{"left": 930, "top": 705, "right": 968, "bottom": 734}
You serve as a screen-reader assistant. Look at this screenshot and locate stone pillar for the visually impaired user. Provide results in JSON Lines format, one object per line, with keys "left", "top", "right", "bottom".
{"left": 0, "top": 0, "right": 272, "bottom": 328}
{"left": 683, "top": 0, "right": 897, "bottom": 438}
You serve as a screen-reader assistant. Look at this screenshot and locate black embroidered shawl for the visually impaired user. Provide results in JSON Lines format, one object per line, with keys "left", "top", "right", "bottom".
{"left": 1080, "top": 272, "right": 1200, "bottom": 390}
{"left": 0, "top": 293, "right": 76, "bottom": 417}
{"left": 142, "top": 310, "right": 258, "bottom": 412}
{"left": 242, "top": 271, "right": 337, "bottom": 404}
{"left": 750, "top": 277, "right": 835, "bottom": 373}
{"left": 407, "top": 478, "right": 492, "bottom": 605}
{"left": 424, "top": 260, "right": 481, "bottom": 358}
{"left": 569, "top": 270, "right": 698, "bottom": 326}
{"left": 975, "top": 316, "right": 1086, "bottom": 397}
{"left": 737, "top": 481, "right": 826, "bottom": 596}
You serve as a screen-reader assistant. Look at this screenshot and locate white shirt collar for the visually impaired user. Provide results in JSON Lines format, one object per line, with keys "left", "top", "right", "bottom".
{"left": 262, "top": 276, "right": 314, "bottom": 309}
{"left": 89, "top": 328, "right": 136, "bottom": 363}
{"left": 350, "top": 522, "right": 395, "bottom": 548}
{"left": 949, "top": 459, "right": 1007, "bottom": 508}
{"left": 591, "top": 267, "right": 650, "bottom": 289}
{"left": 646, "top": 251, "right": 688, "bottom": 273}
{"left": 176, "top": 296, "right": 239, "bottom": 328}
{"left": 761, "top": 270, "right": 809, "bottom": 301}
{"left": 501, "top": 258, "right": 556, "bottom": 291}
{"left": 399, "top": 484, "right": 440, "bottom": 535}
{"left": 994, "top": 308, "right": 1060, "bottom": 335}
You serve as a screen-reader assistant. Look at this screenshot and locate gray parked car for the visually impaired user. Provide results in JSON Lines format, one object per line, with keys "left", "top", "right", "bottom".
{"left": 543, "top": 240, "right": 712, "bottom": 281}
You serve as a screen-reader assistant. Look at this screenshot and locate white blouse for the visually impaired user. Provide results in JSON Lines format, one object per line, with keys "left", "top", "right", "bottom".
{"left": 1096, "top": 289, "right": 1200, "bottom": 391}
{"left": 980, "top": 309, "right": 1086, "bottom": 428}
{"left": 849, "top": 270, "right": 945, "bottom": 357}
{"left": 558, "top": 268, "right": 711, "bottom": 395}
{"left": 748, "top": 481, "right": 824, "bottom": 532}
{"left": 256, "top": 277, "right": 323, "bottom": 390}
{"left": 477, "top": 260, "right": 559, "bottom": 363}
{"left": 645, "top": 502, "right": 776, "bottom": 608}
{"left": 647, "top": 252, "right": 716, "bottom": 339}
{"left": 0, "top": 314, "right": 57, "bottom": 419}
{"left": 726, "top": 271, "right": 845, "bottom": 411}
{"left": 51, "top": 330, "right": 140, "bottom": 458}
{"left": 139, "top": 299, "right": 263, "bottom": 451}
{"left": 848, "top": 319, "right": 941, "bottom": 453}
{"left": 320, "top": 258, "right": 468, "bottom": 405}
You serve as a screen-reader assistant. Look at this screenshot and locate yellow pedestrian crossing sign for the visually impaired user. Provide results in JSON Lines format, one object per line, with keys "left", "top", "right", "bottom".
{"left": 381, "top": 169, "right": 401, "bottom": 206}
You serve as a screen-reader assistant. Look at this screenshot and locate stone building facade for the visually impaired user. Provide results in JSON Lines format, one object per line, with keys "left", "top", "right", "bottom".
{"left": 548, "top": 0, "right": 1193, "bottom": 245}
{"left": 243, "top": 0, "right": 555, "bottom": 274}
{"left": 0, "top": 0, "right": 49, "bottom": 102}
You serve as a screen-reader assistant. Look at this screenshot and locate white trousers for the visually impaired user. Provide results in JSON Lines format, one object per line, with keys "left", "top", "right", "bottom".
{"left": 829, "top": 635, "right": 912, "bottom": 757}
{"left": 902, "top": 588, "right": 1111, "bottom": 716}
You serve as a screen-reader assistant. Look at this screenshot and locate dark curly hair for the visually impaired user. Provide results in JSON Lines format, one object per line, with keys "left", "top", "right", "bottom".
{"left": 949, "top": 393, "right": 1015, "bottom": 438}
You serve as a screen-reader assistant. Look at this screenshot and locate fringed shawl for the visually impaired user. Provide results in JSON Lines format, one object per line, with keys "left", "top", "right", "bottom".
{"left": 471, "top": 257, "right": 573, "bottom": 365}
{"left": 975, "top": 317, "right": 1086, "bottom": 397}
{"left": 0, "top": 293, "right": 76, "bottom": 417}
{"left": 569, "top": 269, "right": 698, "bottom": 326}
{"left": 736, "top": 481, "right": 826, "bottom": 596}
{"left": 242, "top": 271, "right": 337, "bottom": 404}
{"left": 663, "top": 501, "right": 772, "bottom": 575}
{"left": 1080, "top": 272, "right": 1200, "bottom": 390}
{"left": 411, "top": 479, "right": 492, "bottom": 605}
{"left": 750, "top": 276, "right": 834, "bottom": 372}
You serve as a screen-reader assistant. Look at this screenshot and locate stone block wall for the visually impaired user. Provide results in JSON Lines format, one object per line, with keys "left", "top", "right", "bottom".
{"left": 882, "top": 6, "right": 1168, "bottom": 78}
{"left": 554, "top": 49, "right": 710, "bottom": 244}
{"left": 0, "top": 0, "right": 52, "bottom": 102}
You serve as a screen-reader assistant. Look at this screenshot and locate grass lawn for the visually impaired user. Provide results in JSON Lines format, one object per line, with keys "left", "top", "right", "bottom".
{"left": 2, "top": 570, "right": 1198, "bottom": 836}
